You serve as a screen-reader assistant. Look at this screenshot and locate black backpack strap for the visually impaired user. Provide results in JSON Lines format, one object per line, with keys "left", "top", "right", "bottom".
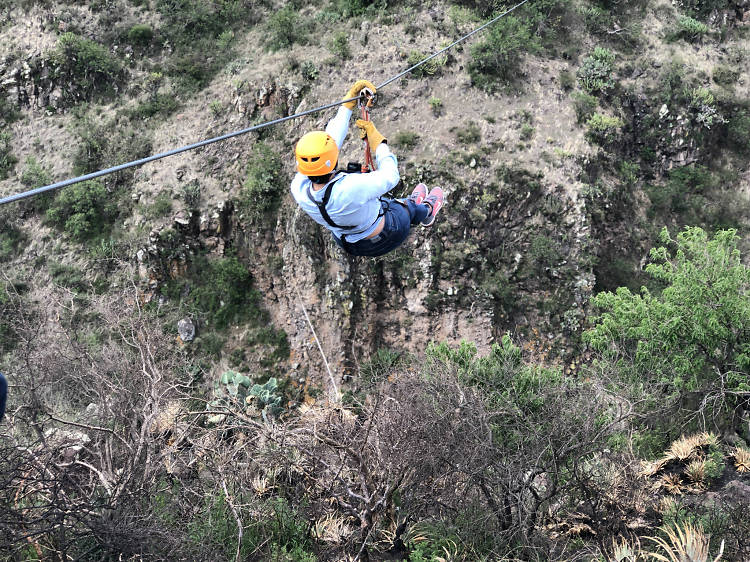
{"left": 306, "top": 175, "right": 356, "bottom": 231}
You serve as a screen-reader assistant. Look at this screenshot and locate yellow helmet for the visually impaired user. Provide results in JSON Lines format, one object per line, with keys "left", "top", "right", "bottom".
{"left": 295, "top": 131, "right": 338, "bottom": 176}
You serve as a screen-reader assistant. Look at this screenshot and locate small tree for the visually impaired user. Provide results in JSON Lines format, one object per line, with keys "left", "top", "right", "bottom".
{"left": 585, "top": 227, "right": 750, "bottom": 432}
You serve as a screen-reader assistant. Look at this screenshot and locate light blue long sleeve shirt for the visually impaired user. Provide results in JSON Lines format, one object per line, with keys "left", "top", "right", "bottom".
{"left": 290, "top": 106, "right": 400, "bottom": 242}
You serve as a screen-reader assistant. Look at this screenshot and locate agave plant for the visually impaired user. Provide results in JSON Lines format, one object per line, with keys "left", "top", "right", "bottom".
{"left": 731, "top": 446, "right": 750, "bottom": 472}
{"left": 647, "top": 521, "right": 724, "bottom": 562}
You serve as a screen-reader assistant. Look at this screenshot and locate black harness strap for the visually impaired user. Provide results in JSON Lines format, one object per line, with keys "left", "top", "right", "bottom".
{"left": 306, "top": 174, "right": 356, "bottom": 231}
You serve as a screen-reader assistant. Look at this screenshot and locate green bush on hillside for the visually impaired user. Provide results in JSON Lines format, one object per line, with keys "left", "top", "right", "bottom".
{"left": 0, "top": 131, "right": 17, "bottom": 180}
{"left": 239, "top": 143, "right": 284, "bottom": 221}
{"left": 468, "top": 14, "right": 540, "bottom": 90}
{"left": 577, "top": 47, "right": 616, "bottom": 94}
{"left": 51, "top": 33, "right": 125, "bottom": 103}
{"left": 45, "top": 180, "right": 120, "bottom": 241}
{"left": 585, "top": 113, "right": 623, "bottom": 146}
{"left": 585, "top": 226, "right": 750, "bottom": 399}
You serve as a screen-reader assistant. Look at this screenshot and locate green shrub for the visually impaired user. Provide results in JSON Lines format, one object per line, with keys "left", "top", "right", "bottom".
{"left": 20, "top": 156, "right": 51, "bottom": 188}
{"left": 0, "top": 131, "right": 17, "bottom": 180}
{"left": 265, "top": 7, "right": 303, "bottom": 51}
{"left": 127, "top": 23, "right": 154, "bottom": 48}
{"left": 571, "top": 91, "right": 598, "bottom": 123}
{"left": 393, "top": 130, "right": 420, "bottom": 149}
{"left": 712, "top": 65, "right": 739, "bottom": 87}
{"left": 0, "top": 96, "right": 21, "bottom": 125}
{"left": 45, "top": 180, "right": 120, "bottom": 241}
{"left": 454, "top": 121, "right": 481, "bottom": 144}
{"left": 0, "top": 209, "right": 25, "bottom": 262}
{"left": 674, "top": 15, "right": 709, "bottom": 41}
{"left": 727, "top": 110, "right": 750, "bottom": 153}
{"left": 577, "top": 47, "right": 616, "bottom": 94}
{"left": 126, "top": 94, "right": 180, "bottom": 121}
{"left": 51, "top": 33, "right": 125, "bottom": 103}
{"left": 559, "top": 69, "right": 575, "bottom": 91}
{"left": 144, "top": 191, "right": 173, "bottom": 219}
{"left": 468, "top": 15, "right": 539, "bottom": 90}
{"left": 585, "top": 113, "right": 623, "bottom": 146}
{"left": 329, "top": 31, "right": 350, "bottom": 59}
{"left": 687, "top": 87, "right": 724, "bottom": 129}
{"left": 300, "top": 61, "right": 319, "bottom": 81}
{"left": 48, "top": 262, "right": 87, "bottom": 291}
{"left": 519, "top": 123, "right": 535, "bottom": 140}
{"left": 162, "top": 255, "right": 262, "bottom": 330}
{"left": 239, "top": 142, "right": 284, "bottom": 221}
{"left": 406, "top": 50, "right": 447, "bottom": 78}
{"left": 585, "top": 226, "right": 750, "bottom": 398}
{"left": 429, "top": 96, "right": 443, "bottom": 116}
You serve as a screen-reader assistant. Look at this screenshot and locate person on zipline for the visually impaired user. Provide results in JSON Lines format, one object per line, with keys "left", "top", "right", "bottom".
{"left": 291, "top": 79, "right": 444, "bottom": 257}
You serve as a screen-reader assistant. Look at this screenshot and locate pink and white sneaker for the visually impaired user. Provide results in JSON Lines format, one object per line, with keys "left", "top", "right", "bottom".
{"left": 421, "top": 187, "right": 444, "bottom": 227}
{"left": 408, "top": 183, "right": 427, "bottom": 205}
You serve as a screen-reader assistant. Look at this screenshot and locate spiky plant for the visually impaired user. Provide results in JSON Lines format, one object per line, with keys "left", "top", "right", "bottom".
{"left": 659, "top": 473, "right": 686, "bottom": 495}
{"left": 731, "top": 447, "right": 750, "bottom": 472}
{"left": 641, "top": 458, "right": 668, "bottom": 477}
{"left": 685, "top": 459, "right": 708, "bottom": 488}
{"left": 312, "top": 513, "right": 354, "bottom": 544}
{"left": 647, "top": 521, "right": 724, "bottom": 562}
{"left": 611, "top": 536, "right": 645, "bottom": 561}
{"left": 667, "top": 434, "right": 702, "bottom": 462}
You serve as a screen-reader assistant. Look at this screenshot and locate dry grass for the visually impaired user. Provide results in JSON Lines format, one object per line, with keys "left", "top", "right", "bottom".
{"left": 647, "top": 521, "right": 724, "bottom": 562}
{"left": 665, "top": 433, "right": 717, "bottom": 463}
{"left": 730, "top": 447, "right": 750, "bottom": 472}
{"left": 685, "top": 459, "right": 708, "bottom": 488}
{"left": 657, "top": 473, "right": 686, "bottom": 495}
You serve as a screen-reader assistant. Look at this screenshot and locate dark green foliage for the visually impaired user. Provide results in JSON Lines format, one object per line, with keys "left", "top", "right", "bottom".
{"left": 244, "top": 327, "right": 290, "bottom": 368}
{"left": 127, "top": 24, "right": 154, "bottom": 48}
{"left": 671, "top": 15, "right": 709, "bottom": 42}
{"left": 585, "top": 113, "right": 623, "bottom": 147}
{"left": 712, "top": 65, "right": 739, "bottom": 87}
{"left": 0, "top": 131, "right": 17, "bottom": 180}
{"left": 468, "top": 14, "right": 540, "bottom": 90}
{"left": 571, "top": 91, "right": 598, "bottom": 123}
{"left": 393, "top": 130, "right": 420, "bottom": 149}
{"left": 50, "top": 33, "right": 125, "bottom": 103}
{"left": 454, "top": 121, "right": 481, "bottom": 144}
{"left": 265, "top": 7, "right": 303, "bottom": 52}
{"left": 162, "top": 255, "right": 262, "bottom": 330}
{"left": 726, "top": 110, "right": 750, "bottom": 153}
{"left": 328, "top": 30, "right": 350, "bottom": 58}
{"left": 559, "top": 69, "right": 575, "bottom": 90}
{"left": 0, "top": 208, "right": 25, "bottom": 263}
{"left": 45, "top": 180, "right": 120, "bottom": 241}
{"left": 126, "top": 94, "right": 180, "bottom": 121}
{"left": 239, "top": 142, "right": 284, "bottom": 221}
{"left": 185, "top": 495, "right": 314, "bottom": 560}
{"left": 0, "top": 282, "right": 19, "bottom": 353}
{"left": 0, "top": 95, "right": 21, "bottom": 125}
{"left": 406, "top": 50, "right": 447, "bottom": 78}
{"left": 143, "top": 192, "right": 173, "bottom": 219}
{"left": 72, "top": 116, "right": 153, "bottom": 186}
{"left": 155, "top": 0, "right": 255, "bottom": 92}
{"left": 647, "top": 165, "right": 747, "bottom": 230}
{"left": 48, "top": 262, "right": 87, "bottom": 291}
{"left": 577, "top": 46, "right": 616, "bottom": 94}
{"left": 585, "top": 227, "right": 750, "bottom": 397}
{"left": 20, "top": 156, "right": 51, "bottom": 188}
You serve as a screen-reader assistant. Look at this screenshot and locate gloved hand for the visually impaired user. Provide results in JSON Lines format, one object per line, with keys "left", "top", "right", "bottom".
{"left": 356, "top": 119, "right": 386, "bottom": 154}
{"left": 342, "top": 79, "right": 376, "bottom": 110}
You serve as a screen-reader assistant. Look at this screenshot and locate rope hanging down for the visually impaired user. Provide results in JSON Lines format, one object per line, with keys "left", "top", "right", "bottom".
{"left": 0, "top": 0, "right": 532, "bottom": 207}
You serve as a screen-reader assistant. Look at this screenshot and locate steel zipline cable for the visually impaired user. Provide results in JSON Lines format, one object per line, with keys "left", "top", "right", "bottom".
{"left": 0, "top": 0, "right": 532, "bottom": 206}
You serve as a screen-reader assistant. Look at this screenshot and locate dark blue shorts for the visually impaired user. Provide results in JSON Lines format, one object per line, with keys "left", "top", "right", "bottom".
{"left": 334, "top": 199, "right": 429, "bottom": 257}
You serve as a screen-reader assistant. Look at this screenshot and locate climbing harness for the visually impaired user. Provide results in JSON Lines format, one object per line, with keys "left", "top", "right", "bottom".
{"left": 0, "top": 0, "right": 532, "bottom": 207}
{"left": 358, "top": 87, "right": 377, "bottom": 173}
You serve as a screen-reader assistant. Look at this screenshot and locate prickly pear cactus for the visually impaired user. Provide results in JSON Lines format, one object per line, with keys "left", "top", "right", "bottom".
{"left": 206, "top": 371, "right": 282, "bottom": 425}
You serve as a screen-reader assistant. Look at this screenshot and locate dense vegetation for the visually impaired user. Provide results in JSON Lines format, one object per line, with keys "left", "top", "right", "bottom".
{"left": 0, "top": 0, "right": 748, "bottom": 560}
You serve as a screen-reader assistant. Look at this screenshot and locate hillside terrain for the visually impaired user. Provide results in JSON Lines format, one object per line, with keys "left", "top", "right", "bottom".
{"left": 1, "top": 0, "right": 749, "bottom": 560}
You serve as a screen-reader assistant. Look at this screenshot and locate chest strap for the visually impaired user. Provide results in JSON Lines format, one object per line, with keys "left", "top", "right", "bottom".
{"left": 306, "top": 174, "right": 356, "bottom": 231}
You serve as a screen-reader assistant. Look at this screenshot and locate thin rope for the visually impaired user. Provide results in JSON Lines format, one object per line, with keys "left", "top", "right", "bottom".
{"left": 0, "top": 0, "right": 533, "bottom": 206}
